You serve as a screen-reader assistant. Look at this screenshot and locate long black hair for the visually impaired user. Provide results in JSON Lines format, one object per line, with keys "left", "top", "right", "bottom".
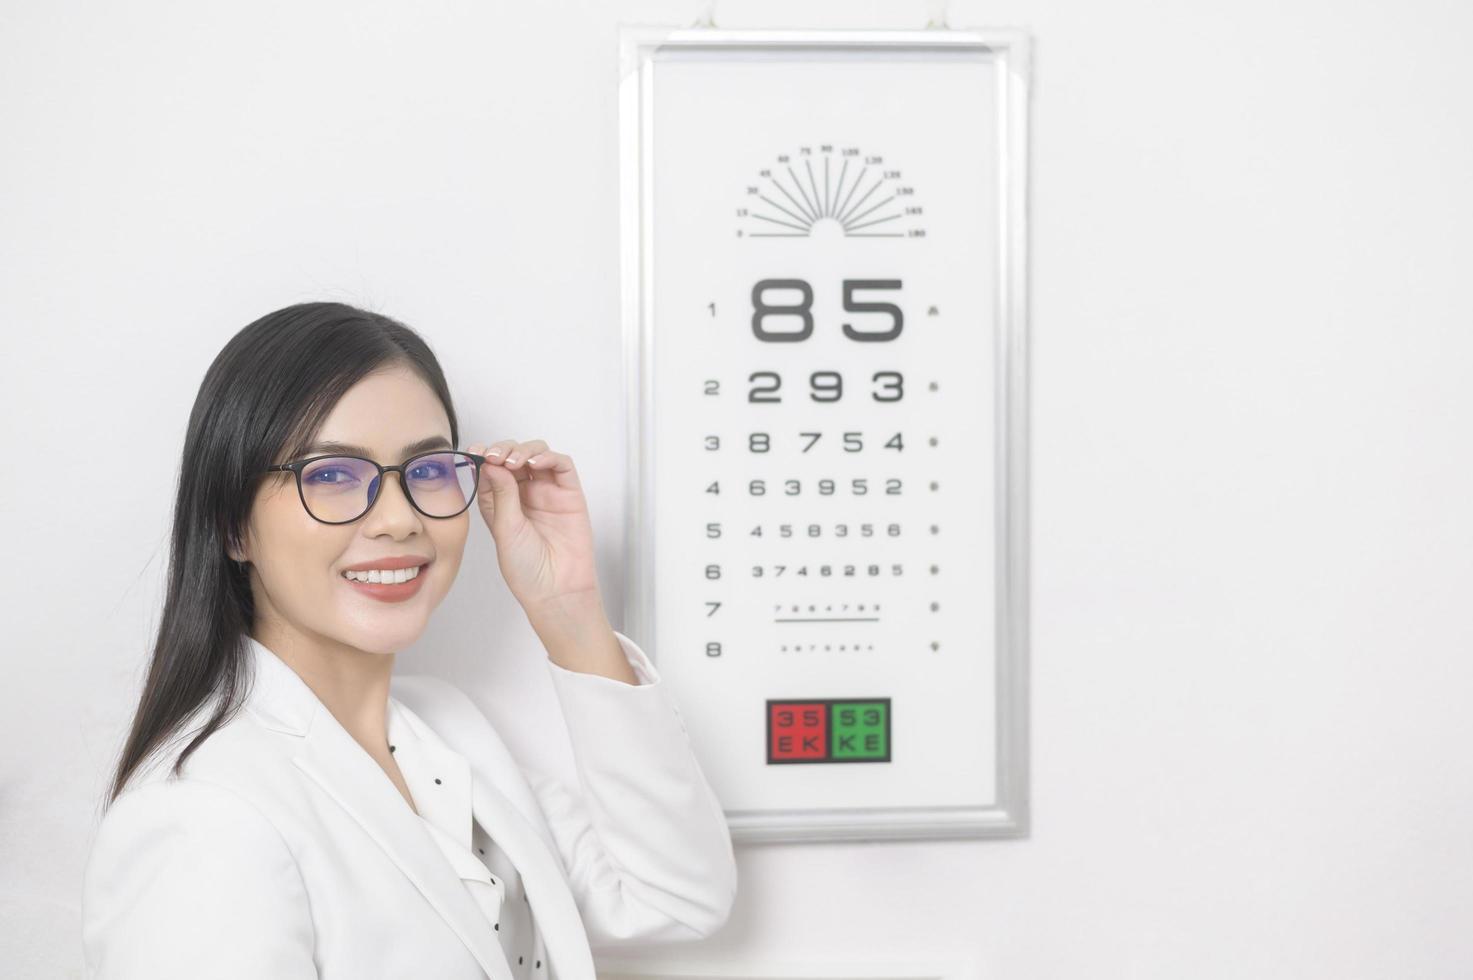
{"left": 103, "top": 301, "right": 462, "bottom": 808}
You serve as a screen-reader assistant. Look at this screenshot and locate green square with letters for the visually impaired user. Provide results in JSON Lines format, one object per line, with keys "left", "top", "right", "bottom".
{"left": 830, "top": 700, "right": 889, "bottom": 760}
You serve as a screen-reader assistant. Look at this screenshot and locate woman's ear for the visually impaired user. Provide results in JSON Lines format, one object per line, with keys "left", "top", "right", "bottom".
{"left": 226, "top": 531, "right": 250, "bottom": 565}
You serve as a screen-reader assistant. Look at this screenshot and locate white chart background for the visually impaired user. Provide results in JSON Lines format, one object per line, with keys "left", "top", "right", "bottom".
{"left": 642, "top": 48, "right": 1002, "bottom": 814}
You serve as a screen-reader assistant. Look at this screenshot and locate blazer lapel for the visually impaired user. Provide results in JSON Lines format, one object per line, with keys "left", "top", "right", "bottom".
{"left": 243, "top": 637, "right": 513, "bottom": 980}
{"left": 468, "top": 768, "right": 598, "bottom": 980}
{"left": 388, "top": 691, "right": 599, "bottom": 980}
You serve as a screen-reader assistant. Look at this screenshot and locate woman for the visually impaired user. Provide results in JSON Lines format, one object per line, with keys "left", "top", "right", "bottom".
{"left": 80, "top": 302, "right": 737, "bottom": 980}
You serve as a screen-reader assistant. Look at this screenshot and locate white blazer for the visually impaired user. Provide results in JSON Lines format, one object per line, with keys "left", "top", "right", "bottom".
{"left": 81, "top": 630, "right": 738, "bottom": 980}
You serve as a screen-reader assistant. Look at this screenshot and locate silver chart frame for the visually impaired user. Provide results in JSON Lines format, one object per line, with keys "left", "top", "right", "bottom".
{"left": 618, "top": 26, "right": 1032, "bottom": 842}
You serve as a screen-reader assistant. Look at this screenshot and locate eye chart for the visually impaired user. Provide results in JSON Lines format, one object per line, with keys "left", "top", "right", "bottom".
{"left": 618, "top": 28, "right": 1031, "bottom": 842}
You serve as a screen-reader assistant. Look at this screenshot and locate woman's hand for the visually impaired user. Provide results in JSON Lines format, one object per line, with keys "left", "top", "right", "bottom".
{"left": 466, "top": 438, "right": 604, "bottom": 616}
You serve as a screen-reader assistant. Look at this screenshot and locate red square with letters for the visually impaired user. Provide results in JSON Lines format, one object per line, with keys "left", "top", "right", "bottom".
{"left": 768, "top": 701, "right": 828, "bottom": 762}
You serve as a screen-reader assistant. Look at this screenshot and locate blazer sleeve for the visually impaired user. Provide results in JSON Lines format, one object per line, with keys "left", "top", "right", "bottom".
{"left": 81, "top": 776, "right": 317, "bottom": 980}
{"left": 531, "top": 628, "right": 738, "bottom": 950}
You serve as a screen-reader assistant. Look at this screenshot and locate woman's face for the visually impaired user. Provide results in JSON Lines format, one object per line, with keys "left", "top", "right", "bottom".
{"left": 233, "top": 363, "right": 470, "bottom": 656}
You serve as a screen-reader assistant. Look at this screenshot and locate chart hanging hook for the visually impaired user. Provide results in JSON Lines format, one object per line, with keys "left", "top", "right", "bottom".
{"left": 687, "top": 1, "right": 716, "bottom": 29}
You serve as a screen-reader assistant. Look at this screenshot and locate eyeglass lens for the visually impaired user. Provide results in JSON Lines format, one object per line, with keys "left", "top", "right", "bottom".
{"left": 298, "top": 452, "right": 478, "bottom": 522}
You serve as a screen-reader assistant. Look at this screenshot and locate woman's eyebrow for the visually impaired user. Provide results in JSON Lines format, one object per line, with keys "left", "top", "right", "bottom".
{"left": 302, "top": 435, "right": 453, "bottom": 458}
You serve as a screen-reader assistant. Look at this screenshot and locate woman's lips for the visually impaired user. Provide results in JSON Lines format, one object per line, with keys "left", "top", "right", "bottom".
{"left": 341, "top": 562, "right": 430, "bottom": 603}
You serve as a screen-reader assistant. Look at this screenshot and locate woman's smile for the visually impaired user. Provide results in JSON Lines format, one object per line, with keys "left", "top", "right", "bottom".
{"left": 340, "top": 558, "right": 433, "bottom": 602}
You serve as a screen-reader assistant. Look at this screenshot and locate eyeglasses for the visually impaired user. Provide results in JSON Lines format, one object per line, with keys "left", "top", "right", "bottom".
{"left": 265, "top": 451, "right": 487, "bottom": 525}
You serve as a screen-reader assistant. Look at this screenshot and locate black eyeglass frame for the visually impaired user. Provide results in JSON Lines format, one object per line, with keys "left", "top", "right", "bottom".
{"left": 264, "top": 451, "right": 488, "bottom": 526}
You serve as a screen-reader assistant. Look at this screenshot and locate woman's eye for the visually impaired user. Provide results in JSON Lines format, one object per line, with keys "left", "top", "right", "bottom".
{"left": 409, "top": 462, "right": 448, "bottom": 481}
{"left": 307, "top": 468, "right": 354, "bottom": 484}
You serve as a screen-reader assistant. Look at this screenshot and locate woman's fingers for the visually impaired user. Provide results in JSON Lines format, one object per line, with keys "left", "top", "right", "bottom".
{"left": 502, "top": 439, "right": 548, "bottom": 485}
{"left": 470, "top": 439, "right": 559, "bottom": 486}
{"left": 469, "top": 441, "right": 513, "bottom": 489}
{"left": 502, "top": 439, "right": 549, "bottom": 468}
{"left": 474, "top": 440, "right": 582, "bottom": 492}
{"left": 521, "top": 449, "right": 582, "bottom": 491}
{"left": 478, "top": 439, "right": 519, "bottom": 464}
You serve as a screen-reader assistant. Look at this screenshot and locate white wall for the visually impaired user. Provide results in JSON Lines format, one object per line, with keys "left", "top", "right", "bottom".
{"left": 4, "top": 1, "right": 1471, "bottom": 977}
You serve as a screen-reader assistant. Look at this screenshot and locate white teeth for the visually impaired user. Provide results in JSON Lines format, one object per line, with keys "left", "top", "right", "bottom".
{"left": 343, "top": 565, "right": 423, "bottom": 584}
